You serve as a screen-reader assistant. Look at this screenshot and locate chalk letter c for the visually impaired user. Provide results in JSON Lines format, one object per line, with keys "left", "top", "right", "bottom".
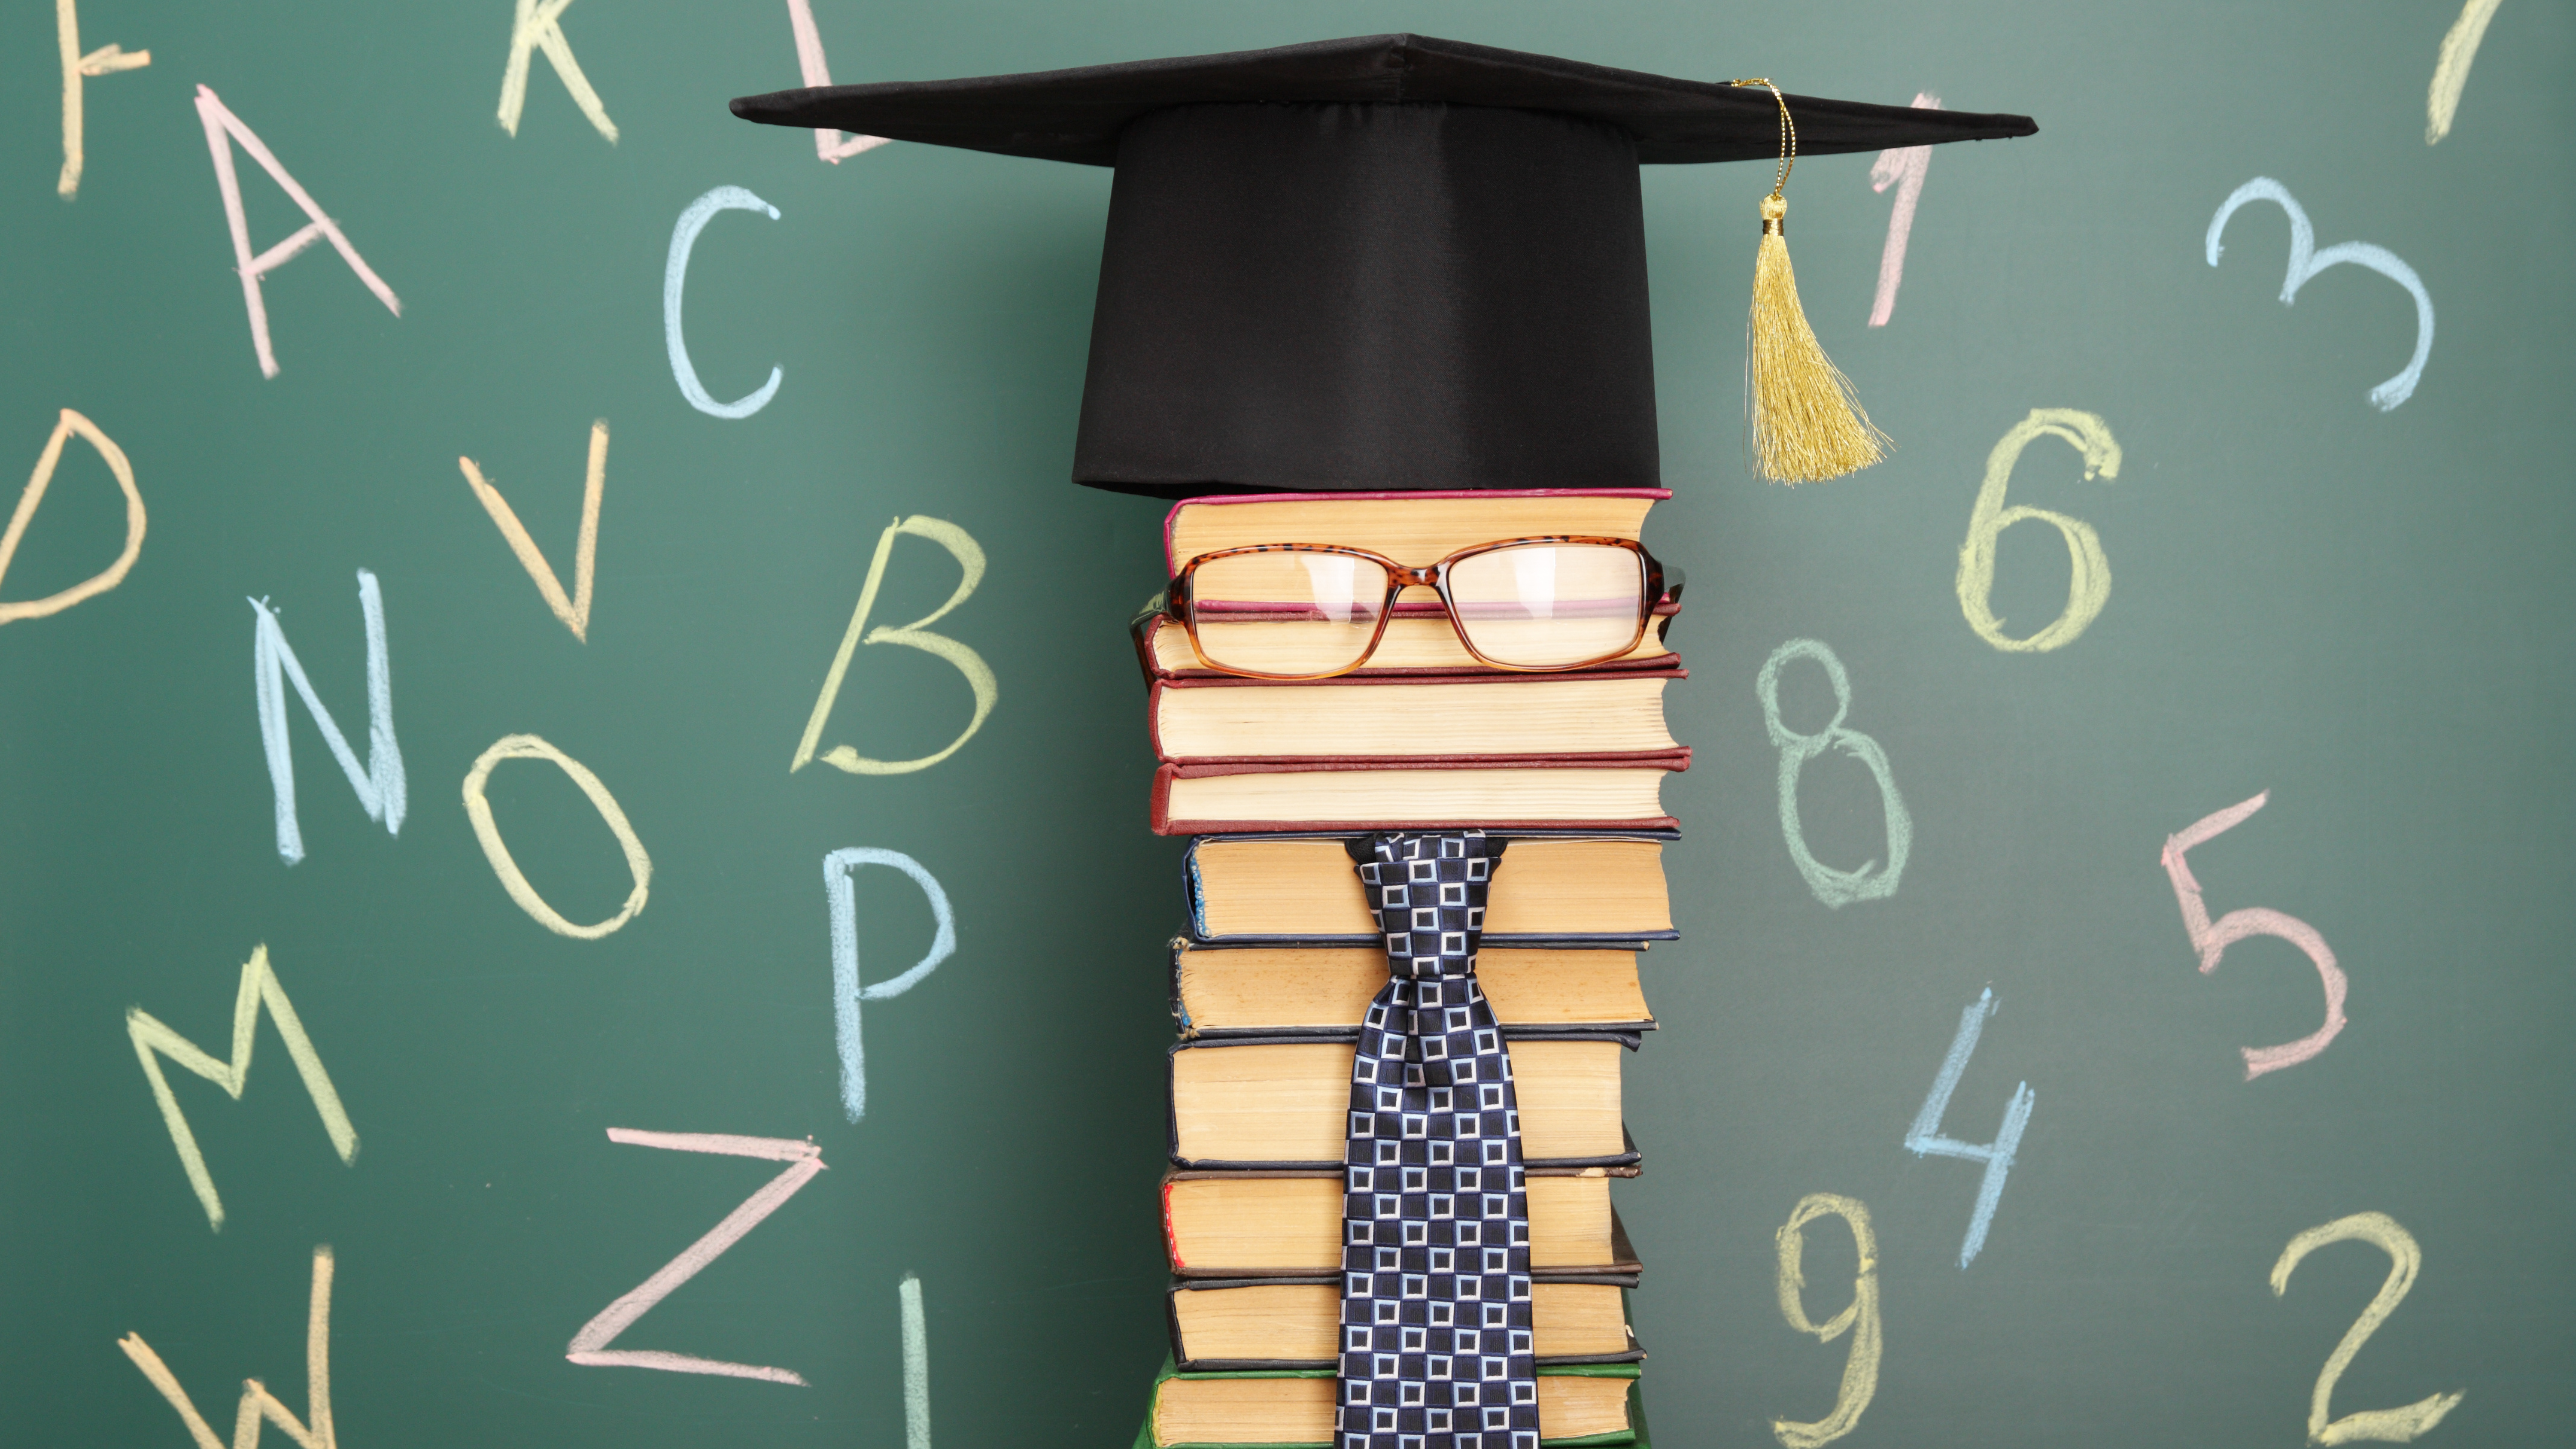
{"left": 665, "top": 185, "right": 783, "bottom": 419}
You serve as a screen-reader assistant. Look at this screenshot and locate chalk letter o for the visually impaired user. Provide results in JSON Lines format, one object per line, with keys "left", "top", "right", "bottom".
{"left": 461, "top": 734, "right": 652, "bottom": 939}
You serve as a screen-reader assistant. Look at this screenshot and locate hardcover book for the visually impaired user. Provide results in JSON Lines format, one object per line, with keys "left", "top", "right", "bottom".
{"left": 1136, "top": 1357, "right": 1648, "bottom": 1448}
{"left": 1163, "top": 489, "right": 1667, "bottom": 574}
{"left": 1169, "top": 1036, "right": 1637, "bottom": 1170}
{"left": 1151, "top": 756, "right": 1688, "bottom": 835}
{"left": 1161, "top": 1169, "right": 1641, "bottom": 1278}
{"left": 1166, "top": 1279, "right": 1643, "bottom": 1371}
{"left": 1182, "top": 833, "right": 1677, "bottom": 946}
{"left": 1136, "top": 608, "right": 1675, "bottom": 680}
{"left": 1147, "top": 670, "right": 1683, "bottom": 764}
{"left": 1171, "top": 940, "right": 1654, "bottom": 1039}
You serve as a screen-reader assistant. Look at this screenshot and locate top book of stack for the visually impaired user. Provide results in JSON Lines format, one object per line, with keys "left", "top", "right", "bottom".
{"left": 1140, "top": 491, "right": 1688, "bottom": 834}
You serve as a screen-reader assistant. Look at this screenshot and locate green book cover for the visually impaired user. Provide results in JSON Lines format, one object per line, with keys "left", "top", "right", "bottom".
{"left": 1131, "top": 1356, "right": 1649, "bottom": 1449}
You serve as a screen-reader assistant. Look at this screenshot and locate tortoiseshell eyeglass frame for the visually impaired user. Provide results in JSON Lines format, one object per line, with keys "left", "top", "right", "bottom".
{"left": 1157, "top": 536, "right": 1683, "bottom": 681}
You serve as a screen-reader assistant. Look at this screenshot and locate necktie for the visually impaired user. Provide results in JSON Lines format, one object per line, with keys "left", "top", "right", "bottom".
{"left": 1339, "top": 832, "right": 1538, "bottom": 1449}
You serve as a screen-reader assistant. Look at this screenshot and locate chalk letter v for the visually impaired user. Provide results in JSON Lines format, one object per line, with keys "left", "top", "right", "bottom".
{"left": 457, "top": 420, "right": 605, "bottom": 641}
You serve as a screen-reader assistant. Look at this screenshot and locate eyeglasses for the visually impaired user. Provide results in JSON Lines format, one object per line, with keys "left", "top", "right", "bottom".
{"left": 1156, "top": 537, "right": 1682, "bottom": 680}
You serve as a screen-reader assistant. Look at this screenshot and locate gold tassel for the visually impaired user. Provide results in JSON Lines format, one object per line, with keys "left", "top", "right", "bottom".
{"left": 1732, "top": 80, "right": 1889, "bottom": 483}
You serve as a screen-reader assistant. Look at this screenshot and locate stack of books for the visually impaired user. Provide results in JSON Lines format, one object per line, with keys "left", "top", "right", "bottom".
{"left": 1131, "top": 489, "right": 1681, "bottom": 1448}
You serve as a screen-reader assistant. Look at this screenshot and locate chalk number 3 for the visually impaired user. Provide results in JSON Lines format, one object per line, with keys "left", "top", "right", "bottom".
{"left": 2274, "top": 1212, "right": 2463, "bottom": 1444}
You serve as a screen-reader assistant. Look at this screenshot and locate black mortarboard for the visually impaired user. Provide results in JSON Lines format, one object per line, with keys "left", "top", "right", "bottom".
{"left": 733, "top": 33, "right": 2035, "bottom": 497}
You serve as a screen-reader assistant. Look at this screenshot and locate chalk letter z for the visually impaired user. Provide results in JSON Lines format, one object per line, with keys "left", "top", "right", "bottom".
{"left": 567, "top": 1130, "right": 826, "bottom": 1385}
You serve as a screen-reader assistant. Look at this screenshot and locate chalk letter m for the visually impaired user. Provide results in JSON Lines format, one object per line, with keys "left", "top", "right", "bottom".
{"left": 254, "top": 569, "right": 404, "bottom": 865}
{"left": 129, "top": 946, "right": 359, "bottom": 1230}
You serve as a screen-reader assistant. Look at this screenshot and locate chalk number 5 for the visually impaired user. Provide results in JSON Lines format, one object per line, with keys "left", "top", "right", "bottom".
{"left": 2273, "top": 1212, "right": 2463, "bottom": 1444}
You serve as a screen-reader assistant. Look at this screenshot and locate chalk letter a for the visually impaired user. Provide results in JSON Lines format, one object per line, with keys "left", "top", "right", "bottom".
{"left": 498, "top": 0, "right": 619, "bottom": 143}
{"left": 194, "top": 86, "right": 401, "bottom": 379}
{"left": 253, "top": 570, "right": 405, "bottom": 865}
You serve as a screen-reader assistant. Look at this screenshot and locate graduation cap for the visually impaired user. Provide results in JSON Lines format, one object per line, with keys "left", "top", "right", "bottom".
{"left": 733, "top": 33, "right": 2035, "bottom": 495}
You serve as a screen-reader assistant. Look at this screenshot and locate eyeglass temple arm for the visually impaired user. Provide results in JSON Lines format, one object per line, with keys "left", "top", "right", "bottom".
{"left": 1653, "top": 566, "right": 1685, "bottom": 645}
{"left": 1127, "top": 589, "right": 1175, "bottom": 689}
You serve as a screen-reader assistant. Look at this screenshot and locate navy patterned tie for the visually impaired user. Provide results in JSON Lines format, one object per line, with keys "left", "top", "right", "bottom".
{"left": 1339, "top": 832, "right": 1538, "bottom": 1449}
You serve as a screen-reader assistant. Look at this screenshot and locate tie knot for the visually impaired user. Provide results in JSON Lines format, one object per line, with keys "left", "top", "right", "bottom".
{"left": 1354, "top": 832, "right": 1501, "bottom": 978}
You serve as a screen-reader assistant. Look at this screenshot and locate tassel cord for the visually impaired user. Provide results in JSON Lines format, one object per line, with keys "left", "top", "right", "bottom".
{"left": 1726, "top": 79, "right": 1889, "bottom": 483}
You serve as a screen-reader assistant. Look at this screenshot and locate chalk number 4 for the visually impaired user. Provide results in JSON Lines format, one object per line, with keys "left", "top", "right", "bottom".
{"left": 2274, "top": 1212, "right": 2463, "bottom": 1444}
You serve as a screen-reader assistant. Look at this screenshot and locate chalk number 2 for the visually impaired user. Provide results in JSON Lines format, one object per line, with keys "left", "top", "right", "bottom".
{"left": 2274, "top": 1212, "right": 2463, "bottom": 1444}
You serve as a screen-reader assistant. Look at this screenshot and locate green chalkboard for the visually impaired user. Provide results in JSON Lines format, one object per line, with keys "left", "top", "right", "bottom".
{"left": 3, "top": 1, "right": 2570, "bottom": 1446}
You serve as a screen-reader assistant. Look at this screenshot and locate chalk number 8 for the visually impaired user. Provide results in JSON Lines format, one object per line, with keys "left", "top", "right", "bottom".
{"left": 1956, "top": 409, "right": 2122, "bottom": 652}
{"left": 2273, "top": 1212, "right": 2464, "bottom": 1444}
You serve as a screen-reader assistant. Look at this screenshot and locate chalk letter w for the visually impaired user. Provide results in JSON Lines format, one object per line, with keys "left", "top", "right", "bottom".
{"left": 195, "top": 85, "right": 401, "bottom": 379}
{"left": 120, "top": 1244, "right": 340, "bottom": 1449}
{"left": 253, "top": 570, "right": 405, "bottom": 865}
{"left": 129, "top": 947, "right": 358, "bottom": 1230}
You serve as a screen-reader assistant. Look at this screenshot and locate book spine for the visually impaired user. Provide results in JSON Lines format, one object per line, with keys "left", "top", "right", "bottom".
{"left": 1179, "top": 838, "right": 1215, "bottom": 937}
{"left": 1153, "top": 758, "right": 1690, "bottom": 837}
{"left": 1159, "top": 1179, "right": 1189, "bottom": 1273}
{"left": 1137, "top": 612, "right": 1682, "bottom": 683}
{"left": 1161, "top": 488, "right": 1672, "bottom": 573}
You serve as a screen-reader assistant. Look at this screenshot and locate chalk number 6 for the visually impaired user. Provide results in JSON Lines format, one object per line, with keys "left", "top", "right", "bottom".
{"left": 1956, "top": 409, "right": 2122, "bottom": 653}
{"left": 2273, "top": 1212, "right": 2463, "bottom": 1444}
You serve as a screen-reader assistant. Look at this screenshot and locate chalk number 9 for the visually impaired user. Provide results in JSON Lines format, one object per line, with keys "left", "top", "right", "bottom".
{"left": 1772, "top": 1193, "right": 1882, "bottom": 1449}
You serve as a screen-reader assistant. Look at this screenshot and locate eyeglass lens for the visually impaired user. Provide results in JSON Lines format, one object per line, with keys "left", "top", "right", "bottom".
{"left": 1189, "top": 551, "right": 1391, "bottom": 674}
{"left": 1447, "top": 543, "right": 1646, "bottom": 668}
{"left": 1188, "top": 543, "right": 1647, "bottom": 675}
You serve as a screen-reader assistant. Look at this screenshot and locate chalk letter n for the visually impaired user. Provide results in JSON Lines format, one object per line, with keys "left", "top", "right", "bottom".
{"left": 128, "top": 947, "right": 359, "bottom": 1230}
{"left": 194, "top": 86, "right": 401, "bottom": 378}
{"left": 253, "top": 570, "right": 405, "bottom": 865}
